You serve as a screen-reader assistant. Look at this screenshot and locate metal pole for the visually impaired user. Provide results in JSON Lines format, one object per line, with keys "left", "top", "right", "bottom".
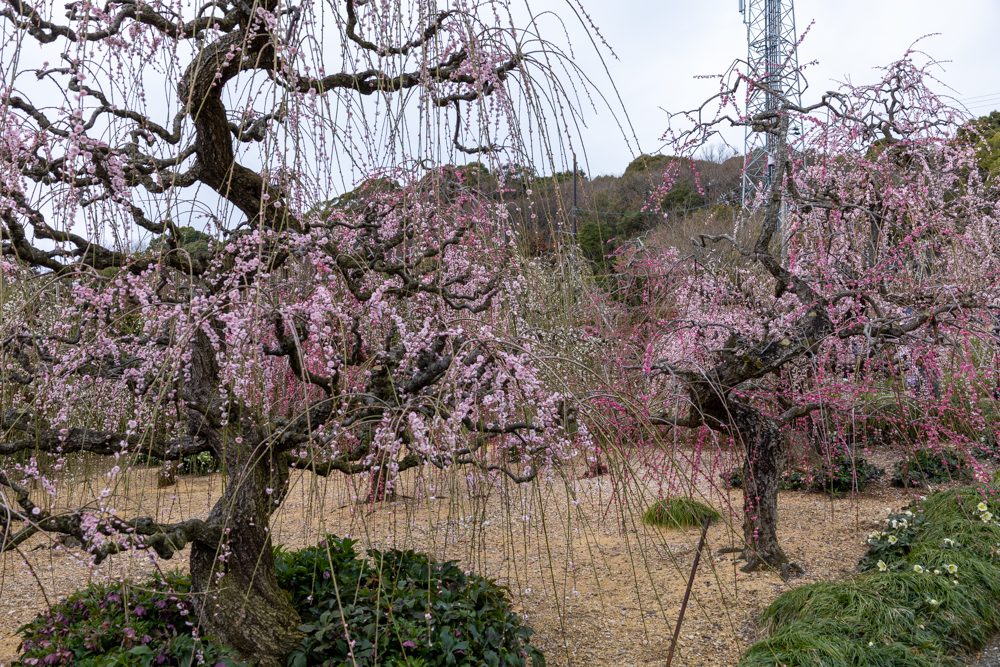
{"left": 664, "top": 516, "right": 712, "bottom": 667}
{"left": 572, "top": 154, "right": 578, "bottom": 239}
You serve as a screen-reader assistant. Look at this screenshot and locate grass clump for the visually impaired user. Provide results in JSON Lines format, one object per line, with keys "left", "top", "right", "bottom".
{"left": 642, "top": 498, "right": 720, "bottom": 528}
{"left": 737, "top": 485, "right": 1000, "bottom": 667}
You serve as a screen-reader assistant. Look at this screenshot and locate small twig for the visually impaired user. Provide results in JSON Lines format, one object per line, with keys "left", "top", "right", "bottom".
{"left": 665, "top": 516, "right": 711, "bottom": 667}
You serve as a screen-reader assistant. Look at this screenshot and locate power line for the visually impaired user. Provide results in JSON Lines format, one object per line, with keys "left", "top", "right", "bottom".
{"left": 961, "top": 91, "right": 1000, "bottom": 103}
{"left": 575, "top": 201, "right": 720, "bottom": 216}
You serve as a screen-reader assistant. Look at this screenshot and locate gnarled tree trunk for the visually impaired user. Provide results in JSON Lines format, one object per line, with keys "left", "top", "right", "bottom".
{"left": 189, "top": 443, "right": 302, "bottom": 667}
{"left": 184, "top": 331, "right": 302, "bottom": 667}
{"left": 730, "top": 402, "right": 788, "bottom": 571}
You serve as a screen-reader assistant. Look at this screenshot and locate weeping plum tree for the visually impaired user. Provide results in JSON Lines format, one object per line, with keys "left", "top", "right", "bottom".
{"left": 0, "top": 0, "right": 590, "bottom": 663}
{"left": 612, "top": 49, "right": 1000, "bottom": 576}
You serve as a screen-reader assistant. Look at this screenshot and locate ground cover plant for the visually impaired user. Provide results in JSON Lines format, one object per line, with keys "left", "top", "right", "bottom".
{"left": 721, "top": 453, "right": 883, "bottom": 495}
{"left": 737, "top": 485, "right": 1000, "bottom": 666}
{"left": 14, "top": 538, "right": 542, "bottom": 667}
{"left": 13, "top": 572, "right": 245, "bottom": 667}
{"left": 276, "top": 536, "right": 544, "bottom": 667}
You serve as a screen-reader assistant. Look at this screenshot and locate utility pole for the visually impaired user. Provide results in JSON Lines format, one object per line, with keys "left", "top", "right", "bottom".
{"left": 572, "top": 154, "right": 578, "bottom": 239}
{"left": 739, "top": 0, "right": 804, "bottom": 207}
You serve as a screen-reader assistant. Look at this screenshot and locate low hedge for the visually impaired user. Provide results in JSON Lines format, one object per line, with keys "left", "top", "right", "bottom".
{"left": 15, "top": 538, "right": 543, "bottom": 667}
{"left": 277, "top": 536, "right": 545, "bottom": 667}
{"left": 738, "top": 484, "right": 1000, "bottom": 667}
{"left": 722, "top": 453, "right": 884, "bottom": 495}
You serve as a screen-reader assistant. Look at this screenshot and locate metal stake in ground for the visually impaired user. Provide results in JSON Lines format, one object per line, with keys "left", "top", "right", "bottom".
{"left": 665, "top": 516, "right": 711, "bottom": 667}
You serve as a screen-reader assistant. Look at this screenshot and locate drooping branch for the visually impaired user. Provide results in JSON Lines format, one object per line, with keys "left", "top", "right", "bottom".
{"left": 0, "top": 409, "right": 213, "bottom": 460}
{"left": 0, "top": 0, "right": 241, "bottom": 44}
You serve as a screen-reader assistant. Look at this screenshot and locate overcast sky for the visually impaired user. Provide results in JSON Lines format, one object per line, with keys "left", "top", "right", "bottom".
{"left": 547, "top": 0, "right": 1000, "bottom": 176}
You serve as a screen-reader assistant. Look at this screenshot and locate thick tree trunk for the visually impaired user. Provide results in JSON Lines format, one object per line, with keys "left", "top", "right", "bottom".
{"left": 183, "top": 331, "right": 302, "bottom": 666}
{"left": 189, "top": 440, "right": 302, "bottom": 667}
{"left": 730, "top": 402, "right": 789, "bottom": 572}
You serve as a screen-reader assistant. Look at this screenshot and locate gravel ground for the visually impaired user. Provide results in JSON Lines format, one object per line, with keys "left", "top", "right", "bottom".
{"left": 973, "top": 637, "right": 1000, "bottom": 667}
{"left": 1, "top": 451, "right": 993, "bottom": 667}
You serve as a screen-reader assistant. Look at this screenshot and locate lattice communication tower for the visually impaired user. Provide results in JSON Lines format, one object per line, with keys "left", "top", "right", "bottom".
{"left": 739, "top": 0, "right": 804, "bottom": 206}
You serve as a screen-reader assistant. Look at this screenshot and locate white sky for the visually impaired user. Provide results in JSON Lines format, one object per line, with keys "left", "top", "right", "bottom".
{"left": 547, "top": 0, "right": 1000, "bottom": 176}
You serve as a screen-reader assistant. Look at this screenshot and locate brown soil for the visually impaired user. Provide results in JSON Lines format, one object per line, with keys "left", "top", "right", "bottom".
{"left": 0, "top": 454, "right": 989, "bottom": 667}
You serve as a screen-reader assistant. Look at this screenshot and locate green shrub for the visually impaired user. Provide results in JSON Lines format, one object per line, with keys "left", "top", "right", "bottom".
{"left": 16, "top": 538, "right": 543, "bottom": 667}
{"left": 276, "top": 536, "right": 545, "bottom": 667}
{"left": 135, "top": 451, "right": 221, "bottom": 476}
{"left": 971, "top": 433, "right": 1000, "bottom": 462}
{"left": 799, "top": 454, "right": 884, "bottom": 494}
{"left": 642, "top": 498, "right": 720, "bottom": 528}
{"left": 892, "top": 448, "right": 971, "bottom": 487}
{"left": 177, "top": 451, "right": 221, "bottom": 476}
{"left": 721, "top": 454, "right": 883, "bottom": 495}
{"left": 720, "top": 466, "right": 744, "bottom": 489}
{"left": 737, "top": 486, "right": 1000, "bottom": 667}
{"left": 857, "top": 508, "right": 928, "bottom": 572}
{"left": 13, "top": 572, "right": 245, "bottom": 667}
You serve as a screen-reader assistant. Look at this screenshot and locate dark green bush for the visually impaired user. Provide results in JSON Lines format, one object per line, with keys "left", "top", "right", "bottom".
{"left": 720, "top": 466, "right": 744, "bottom": 489}
{"left": 721, "top": 453, "right": 883, "bottom": 495}
{"left": 642, "top": 498, "right": 720, "bottom": 528}
{"left": 806, "top": 454, "right": 884, "bottom": 494}
{"left": 177, "top": 451, "right": 221, "bottom": 476}
{"left": 276, "top": 536, "right": 545, "bottom": 667}
{"left": 16, "top": 538, "right": 542, "bottom": 667}
{"left": 13, "top": 572, "right": 245, "bottom": 667}
{"left": 972, "top": 433, "right": 1000, "bottom": 462}
{"left": 135, "top": 451, "right": 220, "bottom": 476}
{"left": 892, "top": 448, "right": 971, "bottom": 487}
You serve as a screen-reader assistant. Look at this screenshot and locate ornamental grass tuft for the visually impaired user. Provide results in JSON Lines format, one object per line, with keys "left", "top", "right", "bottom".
{"left": 738, "top": 484, "right": 1000, "bottom": 667}
{"left": 642, "top": 498, "right": 720, "bottom": 529}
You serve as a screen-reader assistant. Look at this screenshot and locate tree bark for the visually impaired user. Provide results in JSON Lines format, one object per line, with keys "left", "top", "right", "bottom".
{"left": 730, "top": 402, "right": 788, "bottom": 571}
{"left": 184, "top": 331, "right": 302, "bottom": 667}
{"left": 189, "top": 443, "right": 302, "bottom": 667}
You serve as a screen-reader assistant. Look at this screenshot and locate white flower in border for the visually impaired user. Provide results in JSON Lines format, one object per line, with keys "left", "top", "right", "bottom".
{"left": 945, "top": 564, "right": 958, "bottom": 574}
{"left": 942, "top": 538, "right": 954, "bottom": 547}
{"left": 979, "top": 502, "right": 989, "bottom": 513}
{"left": 913, "top": 565, "right": 925, "bottom": 573}
{"left": 877, "top": 560, "right": 888, "bottom": 572}
{"left": 982, "top": 512, "right": 994, "bottom": 523}
{"left": 933, "top": 569, "right": 942, "bottom": 575}
{"left": 927, "top": 598, "right": 940, "bottom": 607}
{"left": 888, "top": 535, "right": 898, "bottom": 545}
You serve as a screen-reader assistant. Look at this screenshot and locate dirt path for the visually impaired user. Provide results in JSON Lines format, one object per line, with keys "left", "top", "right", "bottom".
{"left": 0, "top": 456, "right": 971, "bottom": 667}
